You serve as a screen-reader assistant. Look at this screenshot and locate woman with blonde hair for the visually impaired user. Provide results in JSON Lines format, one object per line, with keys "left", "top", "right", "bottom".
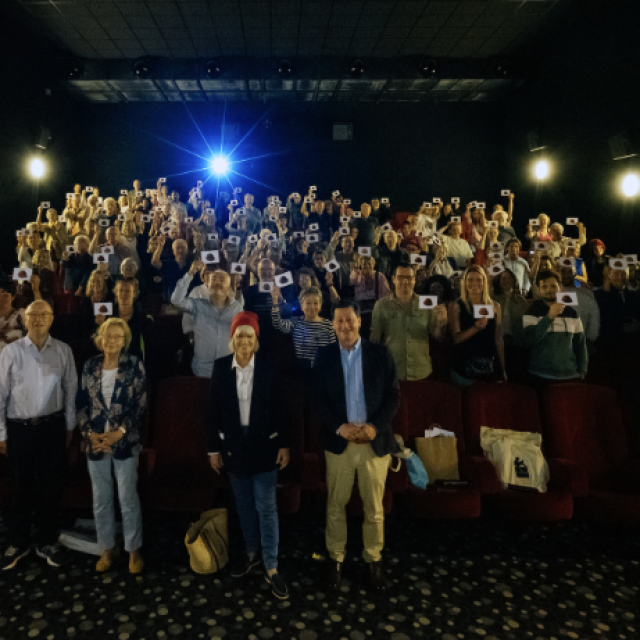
{"left": 77, "top": 317, "right": 147, "bottom": 574}
{"left": 449, "top": 264, "right": 506, "bottom": 387}
{"left": 526, "top": 213, "right": 552, "bottom": 245}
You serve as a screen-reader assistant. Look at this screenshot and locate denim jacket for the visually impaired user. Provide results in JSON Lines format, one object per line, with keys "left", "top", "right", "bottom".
{"left": 76, "top": 353, "right": 147, "bottom": 461}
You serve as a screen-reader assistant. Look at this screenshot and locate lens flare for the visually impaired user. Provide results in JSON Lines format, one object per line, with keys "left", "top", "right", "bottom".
{"left": 211, "top": 156, "right": 229, "bottom": 175}
{"left": 29, "top": 157, "right": 45, "bottom": 179}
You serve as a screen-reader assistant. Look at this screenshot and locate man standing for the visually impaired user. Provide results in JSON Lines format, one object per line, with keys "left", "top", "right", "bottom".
{"left": 370, "top": 264, "right": 447, "bottom": 380}
{"left": 243, "top": 193, "right": 263, "bottom": 236}
{"left": 171, "top": 265, "right": 243, "bottom": 377}
{"left": 559, "top": 265, "right": 600, "bottom": 346}
{"left": 523, "top": 270, "right": 588, "bottom": 385}
{"left": 314, "top": 301, "right": 400, "bottom": 592}
{"left": 0, "top": 301, "right": 77, "bottom": 570}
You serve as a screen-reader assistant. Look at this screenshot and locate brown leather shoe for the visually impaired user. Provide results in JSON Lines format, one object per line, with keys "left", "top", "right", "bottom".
{"left": 369, "top": 560, "right": 386, "bottom": 592}
{"left": 326, "top": 561, "right": 342, "bottom": 590}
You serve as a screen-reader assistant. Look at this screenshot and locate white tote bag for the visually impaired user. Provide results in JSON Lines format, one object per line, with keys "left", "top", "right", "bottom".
{"left": 480, "top": 427, "right": 550, "bottom": 493}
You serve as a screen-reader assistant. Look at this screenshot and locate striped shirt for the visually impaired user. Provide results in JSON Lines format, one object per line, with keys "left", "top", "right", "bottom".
{"left": 271, "top": 308, "right": 336, "bottom": 364}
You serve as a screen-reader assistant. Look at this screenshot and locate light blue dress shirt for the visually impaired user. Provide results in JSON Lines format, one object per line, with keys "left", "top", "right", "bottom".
{"left": 339, "top": 338, "right": 367, "bottom": 424}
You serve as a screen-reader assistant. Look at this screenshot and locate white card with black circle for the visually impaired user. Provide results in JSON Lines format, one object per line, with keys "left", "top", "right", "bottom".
{"left": 185, "top": 217, "right": 193, "bottom": 223}
{"left": 609, "top": 258, "right": 627, "bottom": 270}
{"left": 235, "top": 208, "right": 246, "bottom": 216}
{"left": 535, "top": 241, "right": 549, "bottom": 251}
{"left": 230, "top": 262, "right": 246, "bottom": 275}
{"left": 67, "top": 193, "right": 75, "bottom": 198}
{"left": 451, "top": 197, "right": 460, "bottom": 203}
{"left": 332, "top": 190, "right": 340, "bottom": 197}
{"left": 559, "top": 257, "right": 576, "bottom": 268}
{"left": 93, "top": 253, "right": 108, "bottom": 264}
{"left": 201, "top": 250, "right": 220, "bottom": 264}
{"left": 529, "top": 218, "right": 539, "bottom": 226}
{"left": 197, "top": 181, "right": 203, "bottom": 188}
{"left": 325, "top": 260, "right": 340, "bottom": 273}
{"left": 432, "top": 235, "right": 442, "bottom": 246}
{"left": 120, "top": 190, "right": 127, "bottom": 196}
{"left": 566, "top": 217, "right": 579, "bottom": 225}
{"left": 304, "top": 196, "right": 312, "bottom": 203}
{"left": 66, "top": 245, "right": 75, "bottom": 254}
{"left": 208, "top": 232, "right": 219, "bottom": 241}
{"left": 310, "top": 186, "right": 317, "bottom": 191}
{"left": 13, "top": 268, "right": 32, "bottom": 281}
{"left": 358, "top": 247, "right": 372, "bottom": 257}
{"left": 501, "top": 190, "right": 510, "bottom": 196}
{"left": 423, "top": 202, "right": 432, "bottom": 208}
{"left": 487, "top": 263, "right": 505, "bottom": 277}
{"left": 563, "top": 239, "right": 577, "bottom": 248}
{"left": 118, "top": 214, "right": 126, "bottom": 221}
{"left": 247, "top": 234, "right": 258, "bottom": 244}
{"left": 159, "top": 177, "right": 166, "bottom": 183}
{"left": 451, "top": 216, "right": 461, "bottom": 223}
{"left": 98, "top": 219, "right": 109, "bottom": 228}
{"left": 275, "top": 271, "right": 293, "bottom": 288}
{"left": 206, "top": 208, "right": 214, "bottom": 215}
{"left": 264, "top": 233, "right": 276, "bottom": 242}
{"left": 557, "top": 292, "right": 578, "bottom": 306}
{"left": 292, "top": 193, "right": 300, "bottom": 198}
{"left": 306, "top": 233, "right": 319, "bottom": 243}
{"left": 86, "top": 187, "right": 94, "bottom": 192}
{"left": 473, "top": 304, "right": 494, "bottom": 319}
{"left": 623, "top": 254, "right": 638, "bottom": 264}
{"left": 279, "top": 207, "right": 287, "bottom": 213}
{"left": 339, "top": 227, "right": 350, "bottom": 236}
{"left": 310, "top": 193, "right": 316, "bottom": 200}
{"left": 230, "top": 200, "right": 238, "bottom": 206}
{"left": 308, "top": 223, "right": 319, "bottom": 232}
{"left": 381, "top": 198, "right": 389, "bottom": 204}
{"left": 101, "top": 246, "right": 115, "bottom": 255}
{"left": 136, "top": 191, "right": 143, "bottom": 197}
{"left": 141, "top": 214, "right": 151, "bottom": 223}
{"left": 161, "top": 226, "right": 172, "bottom": 236}
{"left": 259, "top": 282, "right": 274, "bottom": 293}
{"left": 410, "top": 254, "right": 427, "bottom": 265}
{"left": 478, "top": 202, "right": 486, "bottom": 209}
{"left": 488, "top": 251, "right": 503, "bottom": 261}
{"left": 344, "top": 199, "right": 351, "bottom": 205}
{"left": 41, "top": 201, "right": 50, "bottom": 209}
{"left": 353, "top": 211, "right": 362, "bottom": 218}
{"left": 226, "top": 235, "right": 241, "bottom": 246}
{"left": 93, "top": 302, "right": 113, "bottom": 317}
{"left": 433, "top": 197, "right": 441, "bottom": 203}
{"left": 381, "top": 222, "right": 393, "bottom": 231}
{"left": 490, "top": 242, "right": 504, "bottom": 250}
{"left": 16, "top": 230, "right": 23, "bottom": 237}
{"left": 487, "top": 220, "right": 498, "bottom": 229}
{"left": 269, "top": 215, "right": 277, "bottom": 222}
{"left": 340, "top": 216, "right": 350, "bottom": 223}
{"left": 293, "top": 231, "right": 304, "bottom": 239}
{"left": 419, "top": 296, "right": 438, "bottom": 310}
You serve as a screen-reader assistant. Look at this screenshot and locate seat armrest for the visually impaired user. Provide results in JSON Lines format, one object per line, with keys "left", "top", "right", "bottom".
{"left": 547, "top": 458, "right": 588, "bottom": 497}
{"left": 460, "top": 455, "right": 500, "bottom": 494}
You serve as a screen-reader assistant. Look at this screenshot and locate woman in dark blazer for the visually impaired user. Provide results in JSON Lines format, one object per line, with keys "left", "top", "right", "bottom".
{"left": 207, "top": 311, "right": 291, "bottom": 600}
{"left": 76, "top": 317, "right": 147, "bottom": 575}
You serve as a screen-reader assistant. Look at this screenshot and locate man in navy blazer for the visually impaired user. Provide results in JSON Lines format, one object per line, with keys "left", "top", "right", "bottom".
{"left": 313, "top": 300, "right": 400, "bottom": 592}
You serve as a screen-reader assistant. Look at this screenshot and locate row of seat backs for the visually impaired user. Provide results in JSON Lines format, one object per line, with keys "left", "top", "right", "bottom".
{"left": 393, "top": 380, "right": 631, "bottom": 490}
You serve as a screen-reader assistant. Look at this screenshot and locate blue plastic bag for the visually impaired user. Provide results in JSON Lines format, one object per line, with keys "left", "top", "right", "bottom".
{"left": 405, "top": 452, "right": 429, "bottom": 490}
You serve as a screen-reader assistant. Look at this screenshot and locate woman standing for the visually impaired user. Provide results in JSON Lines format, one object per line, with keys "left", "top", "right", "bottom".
{"left": 449, "top": 265, "right": 506, "bottom": 387}
{"left": 77, "top": 318, "right": 147, "bottom": 574}
{"left": 207, "top": 312, "right": 291, "bottom": 600}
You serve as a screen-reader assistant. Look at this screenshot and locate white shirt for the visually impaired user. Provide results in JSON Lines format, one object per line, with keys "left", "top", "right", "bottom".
{"left": 0, "top": 335, "right": 78, "bottom": 440}
{"left": 444, "top": 236, "right": 473, "bottom": 268}
{"left": 504, "top": 256, "right": 531, "bottom": 293}
{"left": 232, "top": 355, "right": 255, "bottom": 427}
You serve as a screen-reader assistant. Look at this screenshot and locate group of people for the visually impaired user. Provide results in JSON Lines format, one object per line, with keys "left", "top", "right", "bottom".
{"left": 0, "top": 178, "right": 638, "bottom": 600}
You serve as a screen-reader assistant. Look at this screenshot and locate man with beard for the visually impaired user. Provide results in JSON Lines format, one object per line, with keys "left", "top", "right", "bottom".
{"left": 522, "top": 270, "right": 588, "bottom": 386}
{"left": 171, "top": 265, "right": 243, "bottom": 377}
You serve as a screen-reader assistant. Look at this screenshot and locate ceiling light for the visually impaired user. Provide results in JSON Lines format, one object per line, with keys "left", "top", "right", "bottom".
{"left": 277, "top": 59, "right": 293, "bottom": 79}
{"left": 622, "top": 173, "right": 640, "bottom": 197}
{"left": 418, "top": 59, "right": 437, "bottom": 79}
{"left": 349, "top": 59, "right": 365, "bottom": 79}
{"left": 133, "top": 57, "right": 153, "bottom": 79}
{"left": 205, "top": 59, "right": 223, "bottom": 79}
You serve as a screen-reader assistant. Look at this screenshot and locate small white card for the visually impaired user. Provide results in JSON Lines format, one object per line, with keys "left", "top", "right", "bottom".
{"left": 478, "top": 202, "right": 486, "bottom": 209}
{"left": 490, "top": 242, "right": 504, "bottom": 250}
{"left": 13, "top": 268, "right": 32, "bottom": 281}
{"left": 535, "top": 241, "right": 549, "bottom": 251}
{"left": 230, "top": 262, "right": 246, "bottom": 275}
{"left": 185, "top": 217, "right": 193, "bottom": 223}
{"left": 259, "top": 282, "right": 274, "bottom": 293}
{"left": 16, "top": 230, "right": 23, "bottom": 237}
{"left": 433, "top": 197, "right": 441, "bottom": 203}
{"left": 235, "top": 208, "right": 246, "bottom": 216}
{"left": 310, "top": 186, "right": 317, "bottom": 191}
{"left": 353, "top": 211, "right": 362, "bottom": 218}
{"left": 451, "top": 197, "right": 460, "bottom": 203}
{"left": 99, "top": 219, "right": 110, "bottom": 227}
{"left": 559, "top": 257, "right": 576, "bottom": 268}
{"left": 201, "top": 250, "right": 220, "bottom": 264}
{"left": 206, "top": 208, "right": 215, "bottom": 215}
{"left": 410, "top": 254, "right": 426, "bottom": 265}
{"left": 325, "top": 260, "right": 340, "bottom": 272}
{"left": 67, "top": 193, "right": 74, "bottom": 198}
{"left": 432, "top": 236, "right": 442, "bottom": 246}
{"left": 161, "top": 226, "right": 172, "bottom": 236}
{"left": 332, "top": 190, "right": 340, "bottom": 197}
{"left": 488, "top": 251, "right": 503, "bottom": 261}
{"left": 310, "top": 193, "right": 316, "bottom": 200}
{"left": 86, "top": 186, "right": 94, "bottom": 192}
{"left": 623, "top": 254, "right": 638, "bottom": 265}
{"left": 94, "top": 303, "right": 113, "bottom": 316}
{"left": 247, "top": 234, "right": 258, "bottom": 244}
{"left": 279, "top": 207, "right": 287, "bottom": 213}
{"left": 473, "top": 304, "right": 494, "bottom": 319}
{"left": 231, "top": 200, "right": 238, "bottom": 206}
{"left": 381, "top": 198, "right": 389, "bottom": 204}
{"left": 557, "top": 292, "right": 578, "bottom": 306}
{"left": 141, "top": 214, "right": 151, "bottom": 223}
{"left": 419, "top": 296, "right": 438, "bottom": 309}
{"left": 501, "top": 190, "right": 510, "bottom": 196}
{"left": 197, "top": 181, "right": 203, "bottom": 187}
{"left": 264, "top": 233, "right": 276, "bottom": 242}
{"left": 340, "top": 216, "right": 350, "bottom": 223}
{"left": 118, "top": 214, "right": 126, "bottom": 221}
{"left": 344, "top": 199, "right": 351, "bottom": 205}
{"left": 226, "top": 235, "right": 241, "bottom": 246}
{"left": 159, "top": 177, "right": 167, "bottom": 183}
{"left": 358, "top": 247, "right": 372, "bottom": 256}
{"left": 136, "top": 191, "right": 143, "bottom": 197}
{"left": 292, "top": 231, "right": 304, "bottom": 239}
{"left": 66, "top": 245, "right": 75, "bottom": 253}
{"left": 308, "top": 223, "right": 319, "bottom": 231}
{"left": 93, "top": 253, "right": 108, "bottom": 264}
{"left": 423, "top": 202, "right": 432, "bottom": 208}
{"left": 487, "top": 220, "right": 499, "bottom": 229}
{"left": 101, "top": 246, "right": 114, "bottom": 255}
{"left": 208, "top": 232, "right": 218, "bottom": 240}
{"left": 529, "top": 218, "right": 539, "bottom": 225}
{"left": 381, "top": 223, "right": 393, "bottom": 231}
{"left": 304, "top": 197, "right": 312, "bottom": 203}
{"left": 609, "top": 258, "right": 627, "bottom": 270}
{"left": 291, "top": 193, "right": 300, "bottom": 198}
{"left": 306, "top": 233, "right": 319, "bottom": 243}
{"left": 566, "top": 217, "right": 579, "bottom": 225}
{"left": 41, "top": 201, "right": 50, "bottom": 209}
{"left": 275, "top": 272, "right": 293, "bottom": 287}
{"left": 563, "top": 239, "right": 577, "bottom": 248}
{"left": 339, "top": 227, "right": 350, "bottom": 236}
{"left": 487, "top": 264, "right": 505, "bottom": 276}
{"left": 451, "top": 216, "right": 461, "bottom": 223}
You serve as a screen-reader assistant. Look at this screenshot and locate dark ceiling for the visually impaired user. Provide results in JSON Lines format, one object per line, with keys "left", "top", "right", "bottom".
{"left": 8, "top": 0, "right": 570, "bottom": 103}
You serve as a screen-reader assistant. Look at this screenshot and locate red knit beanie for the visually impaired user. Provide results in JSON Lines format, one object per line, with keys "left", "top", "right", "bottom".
{"left": 230, "top": 311, "right": 260, "bottom": 338}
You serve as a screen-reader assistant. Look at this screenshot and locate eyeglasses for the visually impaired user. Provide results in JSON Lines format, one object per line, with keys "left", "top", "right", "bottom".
{"left": 26, "top": 313, "right": 52, "bottom": 319}
{"left": 104, "top": 334, "right": 125, "bottom": 342}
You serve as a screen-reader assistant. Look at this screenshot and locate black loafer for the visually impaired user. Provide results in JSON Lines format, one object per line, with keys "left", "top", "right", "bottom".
{"left": 230, "top": 556, "right": 261, "bottom": 578}
{"left": 369, "top": 560, "right": 386, "bottom": 592}
{"left": 265, "top": 571, "right": 289, "bottom": 600}
{"left": 327, "top": 561, "right": 342, "bottom": 590}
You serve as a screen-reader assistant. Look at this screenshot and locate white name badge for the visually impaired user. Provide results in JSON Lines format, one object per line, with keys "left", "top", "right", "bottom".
{"left": 185, "top": 217, "right": 193, "bottom": 223}
{"left": 159, "top": 177, "right": 167, "bottom": 183}
{"left": 332, "top": 190, "right": 340, "bottom": 197}
{"left": 41, "top": 201, "right": 50, "bottom": 209}
{"left": 304, "top": 197, "right": 312, "bottom": 203}
{"left": 118, "top": 214, "right": 126, "bottom": 221}
{"left": 473, "top": 304, "right": 494, "bottom": 319}
{"left": 451, "top": 216, "right": 461, "bottom": 223}
{"left": 279, "top": 207, "right": 287, "bottom": 214}
{"left": 309, "top": 186, "right": 317, "bottom": 191}
{"left": 352, "top": 211, "right": 362, "bottom": 218}
{"left": 490, "top": 242, "right": 503, "bottom": 250}
{"left": 623, "top": 254, "right": 638, "bottom": 265}
{"left": 66, "top": 245, "right": 75, "bottom": 253}
{"left": 478, "top": 202, "right": 486, "bottom": 209}
{"left": 529, "top": 218, "right": 539, "bottom": 225}
{"left": 292, "top": 231, "right": 304, "bottom": 239}
{"left": 487, "top": 221, "right": 498, "bottom": 229}
{"left": 339, "top": 227, "right": 350, "bottom": 236}
{"left": 433, "top": 197, "right": 441, "bottom": 203}
{"left": 94, "top": 302, "right": 113, "bottom": 316}
{"left": 86, "top": 187, "right": 94, "bottom": 192}
{"left": 247, "top": 234, "right": 258, "bottom": 244}
{"left": 231, "top": 200, "right": 238, "bottom": 206}
{"left": 451, "top": 198, "right": 460, "bottom": 203}
{"left": 344, "top": 199, "right": 351, "bottom": 205}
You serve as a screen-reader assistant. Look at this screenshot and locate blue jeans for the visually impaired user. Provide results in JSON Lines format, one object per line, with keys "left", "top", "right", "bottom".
{"left": 87, "top": 454, "right": 143, "bottom": 553}
{"left": 228, "top": 469, "right": 279, "bottom": 571}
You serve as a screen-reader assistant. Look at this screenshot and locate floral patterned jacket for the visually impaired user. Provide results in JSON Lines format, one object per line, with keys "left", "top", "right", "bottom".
{"left": 76, "top": 353, "right": 147, "bottom": 461}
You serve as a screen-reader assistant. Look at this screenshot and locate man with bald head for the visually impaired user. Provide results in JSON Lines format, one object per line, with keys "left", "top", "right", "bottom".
{"left": 171, "top": 264, "right": 244, "bottom": 377}
{"left": 0, "top": 301, "right": 77, "bottom": 570}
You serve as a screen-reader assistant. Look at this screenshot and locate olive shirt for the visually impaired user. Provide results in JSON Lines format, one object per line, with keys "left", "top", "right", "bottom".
{"left": 370, "top": 293, "right": 438, "bottom": 381}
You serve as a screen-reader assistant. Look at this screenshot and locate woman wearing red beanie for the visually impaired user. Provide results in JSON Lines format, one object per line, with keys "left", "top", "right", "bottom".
{"left": 205, "top": 310, "right": 291, "bottom": 600}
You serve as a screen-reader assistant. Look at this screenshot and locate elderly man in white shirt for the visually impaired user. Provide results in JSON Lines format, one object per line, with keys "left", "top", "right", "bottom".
{"left": 171, "top": 263, "right": 243, "bottom": 377}
{"left": 0, "top": 301, "right": 77, "bottom": 571}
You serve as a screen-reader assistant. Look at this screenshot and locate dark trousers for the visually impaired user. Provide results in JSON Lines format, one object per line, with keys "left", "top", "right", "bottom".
{"left": 6, "top": 415, "right": 67, "bottom": 547}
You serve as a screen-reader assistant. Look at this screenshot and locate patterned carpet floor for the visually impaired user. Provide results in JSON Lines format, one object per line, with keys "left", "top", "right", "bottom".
{"left": 1, "top": 506, "right": 639, "bottom": 640}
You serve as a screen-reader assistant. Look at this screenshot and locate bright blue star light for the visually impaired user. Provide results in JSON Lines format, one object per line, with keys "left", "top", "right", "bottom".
{"left": 211, "top": 156, "right": 229, "bottom": 175}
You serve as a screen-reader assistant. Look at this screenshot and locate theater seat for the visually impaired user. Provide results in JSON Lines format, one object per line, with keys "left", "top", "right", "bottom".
{"left": 541, "top": 384, "right": 640, "bottom": 525}
{"left": 462, "top": 383, "right": 573, "bottom": 522}
{"left": 394, "top": 380, "right": 481, "bottom": 520}
{"left": 140, "top": 377, "right": 226, "bottom": 512}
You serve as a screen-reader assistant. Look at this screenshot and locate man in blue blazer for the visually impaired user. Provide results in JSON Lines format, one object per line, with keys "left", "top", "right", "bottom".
{"left": 313, "top": 300, "right": 400, "bottom": 592}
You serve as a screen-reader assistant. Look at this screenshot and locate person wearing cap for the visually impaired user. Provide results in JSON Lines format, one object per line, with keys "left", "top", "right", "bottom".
{"left": 206, "top": 311, "right": 291, "bottom": 600}
{"left": 171, "top": 263, "right": 243, "bottom": 377}
{"left": 0, "top": 300, "right": 77, "bottom": 571}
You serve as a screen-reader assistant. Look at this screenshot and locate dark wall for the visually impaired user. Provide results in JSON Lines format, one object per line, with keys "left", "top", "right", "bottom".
{"left": 502, "top": 0, "right": 640, "bottom": 253}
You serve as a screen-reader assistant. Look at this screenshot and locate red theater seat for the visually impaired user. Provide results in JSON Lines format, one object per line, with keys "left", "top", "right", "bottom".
{"left": 462, "top": 383, "right": 573, "bottom": 522}
{"left": 394, "top": 380, "right": 481, "bottom": 520}
{"left": 541, "top": 384, "right": 640, "bottom": 525}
